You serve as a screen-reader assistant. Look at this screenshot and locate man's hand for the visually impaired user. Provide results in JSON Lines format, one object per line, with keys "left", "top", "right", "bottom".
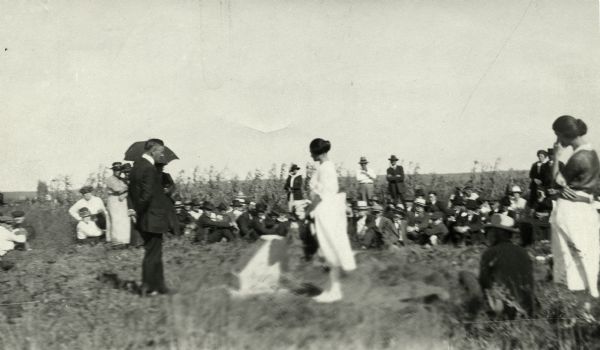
{"left": 534, "top": 179, "right": 542, "bottom": 185}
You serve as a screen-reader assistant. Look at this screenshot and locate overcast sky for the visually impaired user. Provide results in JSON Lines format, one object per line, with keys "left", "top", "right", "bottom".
{"left": 1, "top": 0, "right": 599, "bottom": 191}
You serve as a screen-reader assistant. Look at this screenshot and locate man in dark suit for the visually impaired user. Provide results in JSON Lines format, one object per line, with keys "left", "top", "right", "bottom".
{"left": 528, "top": 150, "right": 548, "bottom": 206}
{"left": 128, "top": 138, "right": 174, "bottom": 296}
{"left": 284, "top": 164, "right": 304, "bottom": 213}
{"left": 386, "top": 155, "right": 406, "bottom": 207}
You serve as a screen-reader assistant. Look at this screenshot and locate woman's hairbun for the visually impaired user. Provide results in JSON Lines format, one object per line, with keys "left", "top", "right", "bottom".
{"left": 310, "top": 138, "right": 331, "bottom": 156}
{"left": 576, "top": 118, "right": 588, "bottom": 136}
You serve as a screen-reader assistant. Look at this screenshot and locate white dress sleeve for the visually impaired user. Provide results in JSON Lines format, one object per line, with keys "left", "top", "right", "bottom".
{"left": 69, "top": 199, "right": 84, "bottom": 220}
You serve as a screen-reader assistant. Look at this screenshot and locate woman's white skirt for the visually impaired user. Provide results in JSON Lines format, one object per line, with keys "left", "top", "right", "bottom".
{"left": 550, "top": 198, "right": 600, "bottom": 293}
{"left": 107, "top": 196, "right": 131, "bottom": 244}
{"left": 312, "top": 192, "right": 356, "bottom": 272}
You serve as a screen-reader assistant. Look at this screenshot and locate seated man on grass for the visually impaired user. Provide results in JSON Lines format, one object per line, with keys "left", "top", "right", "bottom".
{"left": 479, "top": 213, "right": 535, "bottom": 319}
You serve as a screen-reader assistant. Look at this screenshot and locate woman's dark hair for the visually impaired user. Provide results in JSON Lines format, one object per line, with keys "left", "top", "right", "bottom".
{"left": 309, "top": 138, "right": 331, "bottom": 155}
{"left": 552, "top": 115, "right": 588, "bottom": 138}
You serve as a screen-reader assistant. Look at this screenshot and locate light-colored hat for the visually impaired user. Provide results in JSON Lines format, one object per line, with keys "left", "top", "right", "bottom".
{"left": 484, "top": 213, "right": 518, "bottom": 233}
{"left": 511, "top": 185, "right": 522, "bottom": 193}
{"left": 371, "top": 203, "right": 383, "bottom": 212}
{"left": 414, "top": 198, "right": 427, "bottom": 207}
{"left": 355, "top": 200, "right": 369, "bottom": 210}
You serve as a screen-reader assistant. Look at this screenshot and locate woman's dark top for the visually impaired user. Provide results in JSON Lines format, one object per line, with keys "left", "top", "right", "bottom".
{"left": 560, "top": 147, "right": 600, "bottom": 194}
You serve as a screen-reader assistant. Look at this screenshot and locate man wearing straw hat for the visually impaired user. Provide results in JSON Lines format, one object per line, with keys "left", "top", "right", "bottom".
{"left": 386, "top": 155, "right": 406, "bottom": 207}
{"left": 356, "top": 157, "right": 376, "bottom": 202}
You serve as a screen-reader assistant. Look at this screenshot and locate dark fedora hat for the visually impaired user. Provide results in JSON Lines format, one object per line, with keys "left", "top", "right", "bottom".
{"left": 202, "top": 201, "right": 215, "bottom": 212}
{"left": 389, "top": 155, "right": 399, "bottom": 162}
{"left": 359, "top": 156, "right": 369, "bottom": 164}
{"left": 290, "top": 164, "right": 300, "bottom": 172}
{"left": 547, "top": 148, "right": 554, "bottom": 156}
{"left": 110, "top": 162, "right": 123, "bottom": 170}
{"left": 120, "top": 163, "right": 132, "bottom": 172}
{"left": 216, "top": 202, "right": 228, "bottom": 212}
{"left": 79, "top": 186, "right": 94, "bottom": 194}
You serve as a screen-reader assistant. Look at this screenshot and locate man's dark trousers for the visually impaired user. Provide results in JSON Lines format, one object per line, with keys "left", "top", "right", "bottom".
{"left": 141, "top": 231, "right": 166, "bottom": 293}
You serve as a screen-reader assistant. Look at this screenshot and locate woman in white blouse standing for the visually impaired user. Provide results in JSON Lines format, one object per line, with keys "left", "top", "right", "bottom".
{"left": 105, "top": 162, "right": 131, "bottom": 246}
{"left": 305, "top": 138, "right": 356, "bottom": 303}
{"left": 68, "top": 186, "right": 110, "bottom": 239}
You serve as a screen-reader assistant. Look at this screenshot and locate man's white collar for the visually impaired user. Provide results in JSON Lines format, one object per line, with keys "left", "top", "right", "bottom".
{"left": 142, "top": 153, "right": 155, "bottom": 165}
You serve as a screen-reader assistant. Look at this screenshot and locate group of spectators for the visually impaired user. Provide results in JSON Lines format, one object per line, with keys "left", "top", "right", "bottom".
{"left": 344, "top": 183, "right": 545, "bottom": 250}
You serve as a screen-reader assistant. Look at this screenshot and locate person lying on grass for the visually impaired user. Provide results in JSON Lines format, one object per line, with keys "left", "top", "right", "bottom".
{"left": 0, "top": 216, "right": 26, "bottom": 256}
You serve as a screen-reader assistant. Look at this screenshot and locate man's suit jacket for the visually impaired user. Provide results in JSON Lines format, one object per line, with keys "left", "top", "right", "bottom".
{"left": 386, "top": 166, "right": 406, "bottom": 193}
{"left": 284, "top": 175, "right": 304, "bottom": 201}
{"left": 375, "top": 216, "right": 399, "bottom": 247}
{"left": 195, "top": 213, "right": 232, "bottom": 241}
{"left": 129, "top": 157, "right": 174, "bottom": 234}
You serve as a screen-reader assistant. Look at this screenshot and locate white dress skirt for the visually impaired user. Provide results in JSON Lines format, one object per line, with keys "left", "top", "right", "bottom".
{"left": 550, "top": 195, "right": 600, "bottom": 293}
{"left": 309, "top": 160, "right": 356, "bottom": 272}
{"left": 105, "top": 176, "right": 131, "bottom": 244}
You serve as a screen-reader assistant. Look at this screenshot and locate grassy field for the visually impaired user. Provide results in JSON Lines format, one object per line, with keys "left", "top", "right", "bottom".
{"left": 1, "top": 204, "right": 600, "bottom": 350}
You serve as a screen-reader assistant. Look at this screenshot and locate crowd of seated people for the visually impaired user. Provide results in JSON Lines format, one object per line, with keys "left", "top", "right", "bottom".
{"left": 342, "top": 181, "right": 556, "bottom": 249}
{"left": 169, "top": 193, "right": 293, "bottom": 244}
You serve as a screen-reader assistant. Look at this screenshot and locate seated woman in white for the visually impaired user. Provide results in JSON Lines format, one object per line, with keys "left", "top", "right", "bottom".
{"left": 76, "top": 208, "right": 103, "bottom": 241}
{"left": 69, "top": 186, "right": 110, "bottom": 233}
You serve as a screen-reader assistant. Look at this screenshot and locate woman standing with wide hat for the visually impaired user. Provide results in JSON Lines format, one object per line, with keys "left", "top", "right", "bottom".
{"left": 305, "top": 138, "right": 356, "bottom": 303}
{"left": 550, "top": 115, "right": 600, "bottom": 298}
{"left": 105, "top": 162, "right": 131, "bottom": 246}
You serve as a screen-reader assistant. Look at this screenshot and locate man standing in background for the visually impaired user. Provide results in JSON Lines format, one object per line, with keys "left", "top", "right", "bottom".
{"left": 356, "top": 157, "right": 377, "bottom": 203}
{"left": 284, "top": 164, "right": 304, "bottom": 213}
{"left": 386, "top": 155, "right": 406, "bottom": 207}
{"left": 129, "top": 138, "right": 173, "bottom": 296}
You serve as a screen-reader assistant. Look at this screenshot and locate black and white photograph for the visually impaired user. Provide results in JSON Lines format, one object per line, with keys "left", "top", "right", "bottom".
{"left": 1, "top": 0, "right": 600, "bottom": 349}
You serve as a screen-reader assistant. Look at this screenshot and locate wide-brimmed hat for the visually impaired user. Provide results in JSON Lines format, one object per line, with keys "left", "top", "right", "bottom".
{"left": 511, "top": 185, "right": 522, "bottom": 194}
{"left": 371, "top": 203, "right": 383, "bottom": 212}
{"left": 465, "top": 199, "right": 479, "bottom": 211}
{"left": 484, "top": 213, "right": 518, "bottom": 233}
{"left": 79, "top": 186, "right": 94, "bottom": 195}
{"left": 202, "top": 201, "right": 215, "bottom": 212}
{"left": 255, "top": 203, "right": 268, "bottom": 214}
{"left": 217, "top": 202, "right": 228, "bottom": 212}
{"left": 359, "top": 156, "right": 368, "bottom": 164}
{"left": 290, "top": 164, "right": 300, "bottom": 172}
{"left": 389, "top": 155, "right": 399, "bottom": 162}
{"left": 78, "top": 207, "right": 91, "bottom": 218}
{"left": 120, "top": 163, "right": 132, "bottom": 173}
{"left": 414, "top": 198, "right": 427, "bottom": 207}
{"left": 183, "top": 200, "right": 193, "bottom": 206}
{"left": 110, "top": 162, "right": 123, "bottom": 170}
{"left": 174, "top": 201, "right": 183, "bottom": 208}
{"left": 354, "top": 200, "right": 369, "bottom": 210}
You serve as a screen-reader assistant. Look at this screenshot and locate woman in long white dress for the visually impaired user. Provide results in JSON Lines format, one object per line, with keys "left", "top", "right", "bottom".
{"left": 549, "top": 115, "right": 600, "bottom": 298}
{"left": 105, "top": 162, "right": 131, "bottom": 245}
{"left": 305, "top": 138, "right": 356, "bottom": 303}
